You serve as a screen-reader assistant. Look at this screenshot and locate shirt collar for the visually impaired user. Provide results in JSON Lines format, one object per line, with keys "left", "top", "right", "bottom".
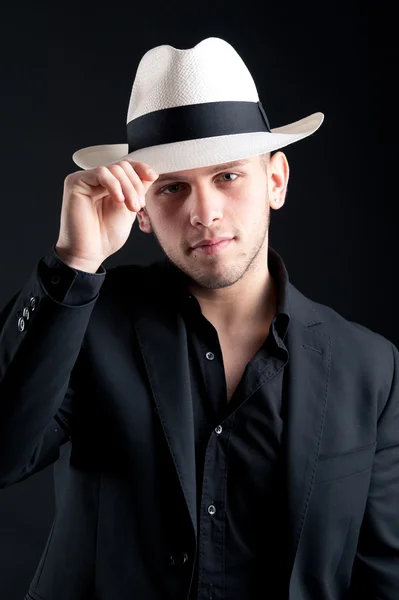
{"left": 163, "top": 244, "right": 291, "bottom": 341}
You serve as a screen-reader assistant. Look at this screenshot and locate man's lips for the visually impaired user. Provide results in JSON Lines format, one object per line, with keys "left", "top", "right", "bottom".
{"left": 191, "top": 238, "right": 234, "bottom": 255}
{"left": 191, "top": 236, "right": 233, "bottom": 248}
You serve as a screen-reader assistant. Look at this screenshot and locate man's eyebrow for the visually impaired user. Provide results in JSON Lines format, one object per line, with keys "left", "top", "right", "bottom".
{"left": 155, "top": 159, "right": 250, "bottom": 183}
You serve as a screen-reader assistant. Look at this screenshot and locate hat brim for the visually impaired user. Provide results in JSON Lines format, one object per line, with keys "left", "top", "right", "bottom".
{"left": 72, "top": 112, "right": 324, "bottom": 172}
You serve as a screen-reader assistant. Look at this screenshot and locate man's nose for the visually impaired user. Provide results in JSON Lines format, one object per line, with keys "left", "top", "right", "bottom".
{"left": 189, "top": 186, "right": 224, "bottom": 227}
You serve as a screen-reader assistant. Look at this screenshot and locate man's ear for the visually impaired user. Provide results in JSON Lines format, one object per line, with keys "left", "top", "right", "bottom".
{"left": 268, "top": 151, "right": 289, "bottom": 209}
{"left": 136, "top": 207, "right": 153, "bottom": 233}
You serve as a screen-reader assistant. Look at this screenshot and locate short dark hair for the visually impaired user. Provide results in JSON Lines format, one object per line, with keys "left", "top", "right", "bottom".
{"left": 260, "top": 150, "right": 279, "bottom": 172}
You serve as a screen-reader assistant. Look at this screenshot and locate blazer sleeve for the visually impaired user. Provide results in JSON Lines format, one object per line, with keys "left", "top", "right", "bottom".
{"left": 39, "top": 244, "right": 106, "bottom": 305}
{"left": 349, "top": 341, "right": 399, "bottom": 598}
{"left": 0, "top": 248, "right": 106, "bottom": 488}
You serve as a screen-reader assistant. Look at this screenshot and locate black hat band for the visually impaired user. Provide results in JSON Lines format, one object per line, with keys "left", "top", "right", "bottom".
{"left": 127, "top": 100, "right": 272, "bottom": 153}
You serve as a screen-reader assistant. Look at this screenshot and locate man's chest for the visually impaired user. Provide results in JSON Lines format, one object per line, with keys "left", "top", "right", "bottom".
{"left": 219, "top": 329, "right": 271, "bottom": 402}
{"left": 223, "top": 354, "right": 247, "bottom": 402}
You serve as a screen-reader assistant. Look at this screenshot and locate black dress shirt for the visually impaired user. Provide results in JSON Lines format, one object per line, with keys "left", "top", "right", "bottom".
{"left": 38, "top": 244, "right": 291, "bottom": 600}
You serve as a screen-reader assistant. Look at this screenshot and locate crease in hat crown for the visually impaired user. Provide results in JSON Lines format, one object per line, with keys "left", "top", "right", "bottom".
{"left": 126, "top": 37, "right": 259, "bottom": 123}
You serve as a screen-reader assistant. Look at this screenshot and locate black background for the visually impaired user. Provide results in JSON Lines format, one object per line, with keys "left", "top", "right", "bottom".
{"left": 0, "top": 1, "right": 397, "bottom": 597}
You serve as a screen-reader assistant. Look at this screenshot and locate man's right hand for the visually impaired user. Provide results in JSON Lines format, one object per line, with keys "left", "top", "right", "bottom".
{"left": 55, "top": 160, "right": 159, "bottom": 273}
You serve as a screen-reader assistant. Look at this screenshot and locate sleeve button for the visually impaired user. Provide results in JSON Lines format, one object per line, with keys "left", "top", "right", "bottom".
{"left": 170, "top": 552, "right": 189, "bottom": 567}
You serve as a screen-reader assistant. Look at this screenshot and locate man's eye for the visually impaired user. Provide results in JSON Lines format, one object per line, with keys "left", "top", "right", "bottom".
{"left": 161, "top": 184, "right": 182, "bottom": 195}
{"left": 159, "top": 173, "right": 238, "bottom": 195}
{"left": 221, "top": 173, "right": 238, "bottom": 182}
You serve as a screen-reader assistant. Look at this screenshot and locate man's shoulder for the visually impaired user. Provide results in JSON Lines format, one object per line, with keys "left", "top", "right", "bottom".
{"left": 289, "top": 281, "right": 394, "bottom": 357}
{"left": 102, "top": 258, "right": 172, "bottom": 294}
{"left": 105, "top": 258, "right": 167, "bottom": 276}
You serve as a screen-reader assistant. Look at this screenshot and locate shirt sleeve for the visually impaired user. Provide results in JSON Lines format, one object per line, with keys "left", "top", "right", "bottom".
{"left": 37, "top": 244, "right": 107, "bottom": 306}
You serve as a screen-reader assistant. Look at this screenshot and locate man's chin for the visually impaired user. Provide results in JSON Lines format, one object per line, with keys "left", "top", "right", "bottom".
{"left": 185, "top": 263, "right": 244, "bottom": 290}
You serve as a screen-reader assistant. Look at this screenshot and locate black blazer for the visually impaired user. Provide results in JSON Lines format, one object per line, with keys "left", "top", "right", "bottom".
{"left": 0, "top": 257, "right": 398, "bottom": 600}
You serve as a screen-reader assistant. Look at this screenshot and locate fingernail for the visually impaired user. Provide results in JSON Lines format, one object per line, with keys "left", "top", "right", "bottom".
{"left": 140, "top": 196, "right": 146, "bottom": 206}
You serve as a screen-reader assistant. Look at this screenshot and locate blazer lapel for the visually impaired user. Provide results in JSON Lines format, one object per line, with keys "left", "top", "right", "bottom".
{"left": 283, "top": 283, "right": 332, "bottom": 576}
{"left": 134, "top": 298, "right": 198, "bottom": 540}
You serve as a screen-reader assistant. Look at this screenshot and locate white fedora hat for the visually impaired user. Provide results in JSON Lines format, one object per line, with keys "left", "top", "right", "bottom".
{"left": 72, "top": 37, "right": 324, "bottom": 173}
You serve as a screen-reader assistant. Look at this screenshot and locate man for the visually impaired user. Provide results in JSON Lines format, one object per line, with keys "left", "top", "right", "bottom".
{"left": 0, "top": 37, "right": 398, "bottom": 600}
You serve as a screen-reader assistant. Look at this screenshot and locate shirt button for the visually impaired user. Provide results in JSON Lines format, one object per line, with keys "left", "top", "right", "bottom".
{"left": 205, "top": 352, "right": 214, "bottom": 360}
{"left": 17, "top": 317, "right": 25, "bottom": 332}
{"left": 214, "top": 425, "right": 223, "bottom": 435}
{"left": 51, "top": 274, "right": 61, "bottom": 285}
{"left": 207, "top": 504, "right": 216, "bottom": 515}
{"left": 22, "top": 307, "right": 30, "bottom": 321}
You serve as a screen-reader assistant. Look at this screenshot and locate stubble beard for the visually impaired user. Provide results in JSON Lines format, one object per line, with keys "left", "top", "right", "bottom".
{"left": 148, "top": 207, "right": 271, "bottom": 291}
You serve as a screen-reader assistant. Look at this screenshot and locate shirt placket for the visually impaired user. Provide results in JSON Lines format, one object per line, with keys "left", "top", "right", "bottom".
{"left": 196, "top": 340, "right": 232, "bottom": 600}
{"left": 197, "top": 417, "right": 232, "bottom": 600}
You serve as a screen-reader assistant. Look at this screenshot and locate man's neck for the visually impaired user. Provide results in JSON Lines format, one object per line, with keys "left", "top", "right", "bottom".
{"left": 190, "top": 272, "right": 277, "bottom": 337}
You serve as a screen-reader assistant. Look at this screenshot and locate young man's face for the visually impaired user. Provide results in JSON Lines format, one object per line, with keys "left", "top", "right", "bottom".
{"left": 137, "top": 153, "right": 287, "bottom": 290}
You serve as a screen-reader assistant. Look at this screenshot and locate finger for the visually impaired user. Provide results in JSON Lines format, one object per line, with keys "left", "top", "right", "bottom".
{"left": 95, "top": 166, "right": 126, "bottom": 204}
{"left": 117, "top": 161, "right": 147, "bottom": 205}
{"left": 125, "top": 161, "right": 159, "bottom": 183}
{"left": 108, "top": 164, "right": 142, "bottom": 212}
{"left": 74, "top": 161, "right": 158, "bottom": 194}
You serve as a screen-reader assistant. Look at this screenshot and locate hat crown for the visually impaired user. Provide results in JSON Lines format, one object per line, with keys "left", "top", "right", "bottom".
{"left": 126, "top": 37, "right": 259, "bottom": 124}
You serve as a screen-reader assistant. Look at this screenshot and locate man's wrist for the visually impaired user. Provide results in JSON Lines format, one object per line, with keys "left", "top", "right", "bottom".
{"left": 54, "top": 247, "right": 102, "bottom": 274}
